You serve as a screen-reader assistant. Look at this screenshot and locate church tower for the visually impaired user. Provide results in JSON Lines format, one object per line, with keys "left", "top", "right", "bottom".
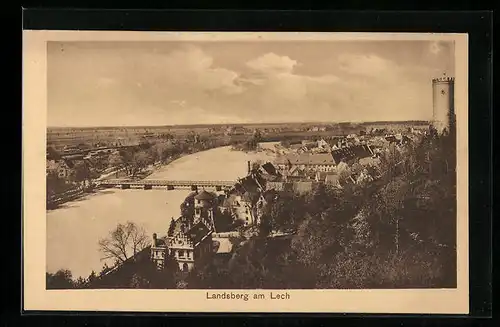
{"left": 432, "top": 74, "right": 455, "bottom": 134}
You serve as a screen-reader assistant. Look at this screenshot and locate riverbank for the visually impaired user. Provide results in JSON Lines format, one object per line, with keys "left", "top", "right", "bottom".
{"left": 47, "top": 188, "right": 191, "bottom": 278}
{"left": 146, "top": 146, "right": 274, "bottom": 180}
{"left": 47, "top": 144, "right": 279, "bottom": 279}
{"left": 48, "top": 144, "right": 276, "bottom": 210}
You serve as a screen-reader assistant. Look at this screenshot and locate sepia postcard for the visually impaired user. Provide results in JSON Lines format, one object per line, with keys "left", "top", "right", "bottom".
{"left": 23, "top": 30, "right": 469, "bottom": 313}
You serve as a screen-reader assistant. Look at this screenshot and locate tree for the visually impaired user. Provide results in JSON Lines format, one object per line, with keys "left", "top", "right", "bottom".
{"left": 253, "top": 129, "right": 262, "bottom": 141}
{"left": 98, "top": 222, "right": 150, "bottom": 264}
{"left": 46, "top": 170, "right": 69, "bottom": 197}
{"left": 131, "top": 151, "right": 153, "bottom": 176}
{"left": 46, "top": 269, "right": 74, "bottom": 289}
{"left": 47, "top": 147, "right": 61, "bottom": 160}
{"left": 117, "top": 149, "right": 134, "bottom": 175}
{"left": 70, "top": 161, "right": 91, "bottom": 186}
{"left": 73, "top": 276, "right": 88, "bottom": 289}
{"left": 252, "top": 160, "right": 263, "bottom": 171}
{"left": 351, "top": 162, "right": 363, "bottom": 176}
{"left": 130, "top": 273, "right": 151, "bottom": 288}
{"left": 222, "top": 236, "right": 315, "bottom": 289}
{"left": 151, "top": 142, "right": 171, "bottom": 163}
{"left": 168, "top": 218, "right": 176, "bottom": 236}
{"left": 262, "top": 190, "right": 307, "bottom": 232}
{"left": 279, "top": 136, "right": 294, "bottom": 148}
{"left": 108, "top": 151, "right": 124, "bottom": 169}
{"left": 187, "top": 261, "right": 231, "bottom": 289}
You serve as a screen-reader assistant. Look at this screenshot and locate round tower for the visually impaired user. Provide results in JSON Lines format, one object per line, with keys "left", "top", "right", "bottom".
{"left": 194, "top": 190, "right": 215, "bottom": 208}
{"left": 432, "top": 75, "right": 455, "bottom": 134}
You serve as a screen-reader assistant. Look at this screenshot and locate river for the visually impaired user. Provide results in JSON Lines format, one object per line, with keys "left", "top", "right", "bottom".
{"left": 46, "top": 146, "right": 275, "bottom": 278}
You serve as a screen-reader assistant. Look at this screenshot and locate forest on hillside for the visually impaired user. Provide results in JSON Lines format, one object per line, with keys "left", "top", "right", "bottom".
{"left": 185, "top": 126, "right": 457, "bottom": 289}
{"left": 47, "top": 126, "right": 456, "bottom": 290}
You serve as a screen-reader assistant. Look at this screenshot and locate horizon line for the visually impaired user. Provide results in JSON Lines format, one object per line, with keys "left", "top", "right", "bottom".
{"left": 47, "top": 119, "right": 432, "bottom": 129}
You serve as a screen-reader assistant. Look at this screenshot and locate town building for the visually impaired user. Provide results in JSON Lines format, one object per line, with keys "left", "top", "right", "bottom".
{"left": 46, "top": 159, "right": 59, "bottom": 174}
{"left": 315, "top": 171, "right": 342, "bottom": 188}
{"left": 317, "top": 139, "right": 330, "bottom": 150}
{"left": 224, "top": 126, "right": 247, "bottom": 136}
{"left": 355, "top": 168, "right": 375, "bottom": 185}
{"left": 149, "top": 162, "right": 287, "bottom": 273}
{"left": 220, "top": 192, "right": 255, "bottom": 226}
{"left": 274, "top": 153, "right": 337, "bottom": 173}
{"left": 292, "top": 181, "right": 315, "bottom": 194}
{"left": 331, "top": 144, "right": 373, "bottom": 165}
{"left": 55, "top": 159, "right": 75, "bottom": 178}
{"left": 150, "top": 190, "right": 217, "bottom": 272}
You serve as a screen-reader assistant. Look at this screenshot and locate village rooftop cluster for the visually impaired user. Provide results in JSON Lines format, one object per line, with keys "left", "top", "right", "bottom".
{"left": 147, "top": 127, "right": 427, "bottom": 274}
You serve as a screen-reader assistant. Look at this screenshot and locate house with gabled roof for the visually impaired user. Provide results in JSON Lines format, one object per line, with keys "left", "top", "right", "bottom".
{"left": 274, "top": 153, "right": 337, "bottom": 173}
{"left": 54, "top": 159, "right": 75, "bottom": 179}
{"left": 151, "top": 190, "right": 217, "bottom": 272}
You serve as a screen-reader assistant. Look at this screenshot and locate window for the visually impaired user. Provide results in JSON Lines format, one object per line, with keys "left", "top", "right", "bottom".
{"left": 182, "top": 263, "right": 189, "bottom": 272}
{"left": 178, "top": 250, "right": 185, "bottom": 258}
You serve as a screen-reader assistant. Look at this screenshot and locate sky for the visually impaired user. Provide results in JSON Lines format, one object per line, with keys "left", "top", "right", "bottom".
{"left": 47, "top": 39, "right": 454, "bottom": 127}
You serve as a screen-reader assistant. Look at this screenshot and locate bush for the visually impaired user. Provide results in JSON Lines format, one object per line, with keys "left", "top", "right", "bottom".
{"left": 316, "top": 247, "right": 454, "bottom": 289}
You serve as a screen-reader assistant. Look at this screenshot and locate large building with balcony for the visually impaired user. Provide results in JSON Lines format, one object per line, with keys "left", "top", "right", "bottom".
{"left": 150, "top": 190, "right": 216, "bottom": 272}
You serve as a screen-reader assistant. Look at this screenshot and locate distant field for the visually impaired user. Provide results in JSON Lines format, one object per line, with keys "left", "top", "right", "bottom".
{"left": 47, "top": 120, "right": 429, "bottom": 132}
{"left": 47, "top": 120, "right": 430, "bottom": 149}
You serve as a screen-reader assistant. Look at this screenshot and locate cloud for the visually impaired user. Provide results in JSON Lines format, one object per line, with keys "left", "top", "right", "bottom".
{"left": 338, "top": 54, "right": 397, "bottom": 77}
{"left": 95, "top": 77, "right": 117, "bottom": 88}
{"left": 241, "top": 52, "right": 433, "bottom": 122}
{"left": 428, "top": 41, "right": 448, "bottom": 55}
{"left": 246, "top": 52, "right": 298, "bottom": 75}
{"left": 332, "top": 53, "right": 433, "bottom": 120}
{"left": 306, "top": 75, "right": 341, "bottom": 84}
{"left": 244, "top": 53, "right": 341, "bottom": 105}
{"left": 170, "top": 100, "right": 187, "bottom": 107}
{"left": 166, "top": 106, "right": 248, "bottom": 125}
{"left": 161, "top": 46, "right": 244, "bottom": 95}
{"left": 48, "top": 42, "right": 450, "bottom": 126}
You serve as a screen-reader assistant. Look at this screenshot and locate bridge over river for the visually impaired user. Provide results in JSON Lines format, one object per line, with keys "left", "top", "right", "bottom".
{"left": 96, "top": 179, "right": 237, "bottom": 191}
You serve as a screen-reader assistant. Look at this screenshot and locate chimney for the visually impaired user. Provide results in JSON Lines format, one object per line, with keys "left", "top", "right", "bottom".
{"left": 152, "top": 233, "right": 157, "bottom": 247}
{"left": 247, "top": 161, "right": 251, "bottom": 173}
